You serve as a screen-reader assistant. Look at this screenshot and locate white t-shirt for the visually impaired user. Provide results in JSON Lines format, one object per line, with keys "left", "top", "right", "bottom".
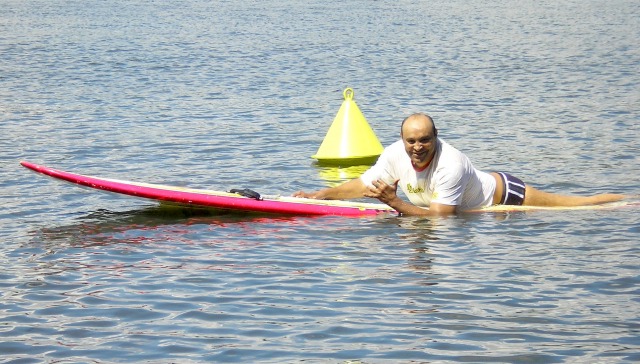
{"left": 360, "top": 138, "right": 496, "bottom": 210}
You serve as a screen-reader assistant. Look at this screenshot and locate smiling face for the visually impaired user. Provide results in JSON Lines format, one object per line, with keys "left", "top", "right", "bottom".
{"left": 401, "top": 113, "right": 438, "bottom": 169}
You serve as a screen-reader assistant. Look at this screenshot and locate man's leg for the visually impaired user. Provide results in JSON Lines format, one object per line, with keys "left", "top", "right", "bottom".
{"left": 523, "top": 186, "right": 625, "bottom": 207}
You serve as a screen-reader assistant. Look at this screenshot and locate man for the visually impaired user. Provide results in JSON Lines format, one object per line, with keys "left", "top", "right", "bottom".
{"left": 293, "top": 113, "right": 625, "bottom": 216}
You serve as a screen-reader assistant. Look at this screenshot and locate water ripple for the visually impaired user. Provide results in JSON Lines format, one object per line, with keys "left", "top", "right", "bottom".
{"left": 2, "top": 0, "right": 639, "bottom": 362}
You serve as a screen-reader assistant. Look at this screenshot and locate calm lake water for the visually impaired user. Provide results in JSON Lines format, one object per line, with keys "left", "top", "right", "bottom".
{"left": 1, "top": 0, "right": 639, "bottom": 362}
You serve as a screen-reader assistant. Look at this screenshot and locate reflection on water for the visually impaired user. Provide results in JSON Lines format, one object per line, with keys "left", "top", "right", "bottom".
{"left": 34, "top": 205, "right": 305, "bottom": 247}
{"left": 315, "top": 164, "right": 371, "bottom": 187}
{"left": 7, "top": 202, "right": 640, "bottom": 363}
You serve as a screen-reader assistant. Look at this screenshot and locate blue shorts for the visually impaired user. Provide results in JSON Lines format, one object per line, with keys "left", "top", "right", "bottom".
{"left": 497, "top": 172, "right": 526, "bottom": 206}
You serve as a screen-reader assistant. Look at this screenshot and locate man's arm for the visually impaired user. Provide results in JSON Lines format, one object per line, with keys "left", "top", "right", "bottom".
{"left": 365, "top": 179, "right": 457, "bottom": 216}
{"left": 294, "top": 178, "right": 457, "bottom": 216}
{"left": 292, "top": 178, "right": 370, "bottom": 200}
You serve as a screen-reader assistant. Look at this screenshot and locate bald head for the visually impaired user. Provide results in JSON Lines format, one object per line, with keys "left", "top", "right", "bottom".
{"left": 399, "top": 113, "right": 439, "bottom": 169}
{"left": 401, "top": 113, "right": 438, "bottom": 138}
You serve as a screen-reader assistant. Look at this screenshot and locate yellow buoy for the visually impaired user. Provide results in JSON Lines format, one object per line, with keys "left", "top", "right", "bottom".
{"left": 312, "top": 88, "right": 384, "bottom": 166}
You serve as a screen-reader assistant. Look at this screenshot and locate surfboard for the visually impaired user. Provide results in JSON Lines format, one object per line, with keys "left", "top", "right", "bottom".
{"left": 20, "top": 161, "right": 396, "bottom": 216}
{"left": 21, "top": 161, "right": 636, "bottom": 216}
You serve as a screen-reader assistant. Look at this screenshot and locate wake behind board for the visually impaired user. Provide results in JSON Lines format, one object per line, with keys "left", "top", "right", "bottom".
{"left": 21, "top": 161, "right": 637, "bottom": 216}
{"left": 20, "top": 161, "right": 396, "bottom": 216}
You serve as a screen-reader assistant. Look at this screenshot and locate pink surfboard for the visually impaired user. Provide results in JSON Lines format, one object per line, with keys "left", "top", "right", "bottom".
{"left": 20, "top": 161, "right": 396, "bottom": 216}
{"left": 20, "top": 161, "right": 637, "bottom": 216}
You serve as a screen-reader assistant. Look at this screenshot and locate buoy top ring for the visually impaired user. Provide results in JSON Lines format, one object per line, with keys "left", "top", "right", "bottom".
{"left": 343, "top": 88, "right": 354, "bottom": 101}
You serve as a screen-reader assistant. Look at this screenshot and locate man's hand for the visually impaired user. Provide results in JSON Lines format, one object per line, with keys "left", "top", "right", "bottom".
{"left": 292, "top": 178, "right": 370, "bottom": 200}
{"left": 292, "top": 190, "right": 325, "bottom": 199}
{"left": 364, "top": 179, "right": 401, "bottom": 205}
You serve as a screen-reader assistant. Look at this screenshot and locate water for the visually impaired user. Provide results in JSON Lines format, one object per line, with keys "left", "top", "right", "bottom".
{"left": 1, "top": 0, "right": 639, "bottom": 362}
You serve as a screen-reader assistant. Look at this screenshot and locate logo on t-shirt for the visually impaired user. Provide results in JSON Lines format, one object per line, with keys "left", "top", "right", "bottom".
{"left": 406, "top": 183, "right": 425, "bottom": 194}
